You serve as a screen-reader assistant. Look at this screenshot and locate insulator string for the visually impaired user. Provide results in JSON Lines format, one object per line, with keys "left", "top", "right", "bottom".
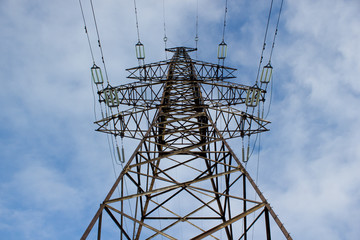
{"left": 265, "top": 74, "right": 274, "bottom": 118}
{"left": 90, "top": 75, "right": 98, "bottom": 121}
{"left": 217, "top": 0, "right": 229, "bottom": 67}
{"left": 255, "top": 0, "right": 274, "bottom": 85}
{"left": 90, "top": 0, "right": 110, "bottom": 84}
{"left": 133, "top": 0, "right": 145, "bottom": 66}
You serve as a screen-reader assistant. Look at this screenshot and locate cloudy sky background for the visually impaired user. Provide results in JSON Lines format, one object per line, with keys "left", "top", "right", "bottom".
{"left": 1, "top": 0, "right": 359, "bottom": 239}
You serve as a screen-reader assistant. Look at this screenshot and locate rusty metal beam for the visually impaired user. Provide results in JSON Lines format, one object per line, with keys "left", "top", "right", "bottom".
{"left": 190, "top": 203, "right": 265, "bottom": 240}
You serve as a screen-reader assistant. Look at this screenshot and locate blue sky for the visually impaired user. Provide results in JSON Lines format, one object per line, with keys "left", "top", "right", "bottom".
{"left": 1, "top": 0, "right": 360, "bottom": 239}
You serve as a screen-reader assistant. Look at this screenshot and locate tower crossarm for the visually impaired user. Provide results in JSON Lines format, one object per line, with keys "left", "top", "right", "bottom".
{"left": 201, "top": 81, "right": 266, "bottom": 107}
{"left": 98, "top": 81, "right": 163, "bottom": 107}
{"left": 94, "top": 106, "right": 157, "bottom": 139}
{"left": 94, "top": 105, "right": 270, "bottom": 140}
{"left": 98, "top": 80, "right": 266, "bottom": 109}
{"left": 126, "top": 60, "right": 236, "bottom": 81}
{"left": 208, "top": 106, "right": 270, "bottom": 139}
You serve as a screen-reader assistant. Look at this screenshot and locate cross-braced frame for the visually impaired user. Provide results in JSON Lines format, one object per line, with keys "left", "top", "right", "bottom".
{"left": 82, "top": 47, "right": 291, "bottom": 239}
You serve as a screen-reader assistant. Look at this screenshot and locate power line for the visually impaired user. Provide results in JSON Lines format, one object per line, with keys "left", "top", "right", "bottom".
{"left": 255, "top": 0, "right": 274, "bottom": 85}
{"left": 132, "top": 0, "right": 145, "bottom": 66}
{"left": 217, "top": 0, "right": 229, "bottom": 66}
{"left": 195, "top": 0, "right": 199, "bottom": 54}
{"left": 162, "top": 0, "right": 168, "bottom": 59}
{"left": 90, "top": 0, "right": 110, "bottom": 84}
{"left": 221, "top": 0, "right": 229, "bottom": 42}
{"left": 269, "top": 0, "right": 284, "bottom": 64}
{"left": 78, "top": 0, "right": 95, "bottom": 64}
{"left": 133, "top": 0, "right": 141, "bottom": 42}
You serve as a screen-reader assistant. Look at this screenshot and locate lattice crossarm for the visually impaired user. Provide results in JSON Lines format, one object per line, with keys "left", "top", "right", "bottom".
{"left": 192, "top": 61, "right": 237, "bottom": 80}
{"left": 126, "top": 60, "right": 170, "bottom": 81}
{"left": 126, "top": 59, "right": 237, "bottom": 81}
{"left": 208, "top": 106, "right": 270, "bottom": 139}
{"left": 97, "top": 81, "right": 163, "bottom": 107}
{"left": 201, "top": 81, "right": 267, "bottom": 107}
{"left": 94, "top": 107, "right": 155, "bottom": 139}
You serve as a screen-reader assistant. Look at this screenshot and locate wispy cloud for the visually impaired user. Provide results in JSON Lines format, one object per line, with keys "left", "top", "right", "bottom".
{"left": 1, "top": 0, "right": 359, "bottom": 239}
{"left": 255, "top": 0, "right": 360, "bottom": 239}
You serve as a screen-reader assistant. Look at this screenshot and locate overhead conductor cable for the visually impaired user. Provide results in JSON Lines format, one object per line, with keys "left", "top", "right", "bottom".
{"left": 78, "top": 0, "right": 95, "bottom": 64}
{"left": 133, "top": 0, "right": 145, "bottom": 65}
{"left": 217, "top": 0, "right": 229, "bottom": 66}
{"left": 255, "top": 0, "right": 274, "bottom": 85}
{"left": 90, "top": 0, "right": 110, "bottom": 84}
{"left": 268, "top": 0, "right": 284, "bottom": 64}
{"left": 162, "top": 0, "right": 168, "bottom": 58}
{"left": 195, "top": 0, "right": 199, "bottom": 56}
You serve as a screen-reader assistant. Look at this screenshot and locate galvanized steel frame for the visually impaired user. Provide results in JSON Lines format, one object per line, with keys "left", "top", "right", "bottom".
{"left": 82, "top": 47, "right": 292, "bottom": 239}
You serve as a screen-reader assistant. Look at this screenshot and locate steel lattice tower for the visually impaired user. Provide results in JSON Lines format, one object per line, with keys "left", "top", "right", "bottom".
{"left": 82, "top": 47, "right": 292, "bottom": 239}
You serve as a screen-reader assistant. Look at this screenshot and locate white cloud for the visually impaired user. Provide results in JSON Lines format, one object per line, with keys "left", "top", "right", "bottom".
{"left": 1, "top": 0, "right": 360, "bottom": 239}
{"left": 7, "top": 163, "right": 82, "bottom": 211}
{"left": 252, "top": 0, "right": 360, "bottom": 239}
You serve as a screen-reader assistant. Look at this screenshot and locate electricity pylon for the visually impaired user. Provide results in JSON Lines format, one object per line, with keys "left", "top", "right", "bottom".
{"left": 82, "top": 47, "right": 292, "bottom": 239}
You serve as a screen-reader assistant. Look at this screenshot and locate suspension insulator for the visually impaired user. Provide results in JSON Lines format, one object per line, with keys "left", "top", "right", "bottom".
{"left": 260, "top": 63, "right": 273, "bottom": 84}
{"left": 245, "top": 88, "right": 261, "bottom": 107}
{"left": 242, "top": 145, "right": 251, "bottom": 163}
{"left": 121, "top": 145, "right": 125, "bottom": 163}
{"left": 217, "top": 41, "right": 227, "bottom": 60}
{"left": 242, "top": 145, "right": 245, "bottom": 162}
{"left": 116, "top": 145, "right": 121, "bottom": 162}
{"left": 116, "top": 145, "right": 125, "bottom": 163}
{"left": 91, "top": 64, "right": 104, "bottom": 84}
{"left": 135, "top": 41, "right": 145, "bottom": 60}
{"left": 103, "top": 88, "right": 120, "bottom": 107}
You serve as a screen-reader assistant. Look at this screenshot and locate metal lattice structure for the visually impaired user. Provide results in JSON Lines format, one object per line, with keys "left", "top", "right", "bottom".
{"left": 82, "top": 47, "right": 292, "bottom": 239}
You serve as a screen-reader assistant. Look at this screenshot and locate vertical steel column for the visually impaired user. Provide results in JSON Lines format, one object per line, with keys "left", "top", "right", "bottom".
{"left": 265, "top": 207, "right": 272, "bottom": 240}
{"left": 243, "top": 175, "right": 247, "bottom": 240}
